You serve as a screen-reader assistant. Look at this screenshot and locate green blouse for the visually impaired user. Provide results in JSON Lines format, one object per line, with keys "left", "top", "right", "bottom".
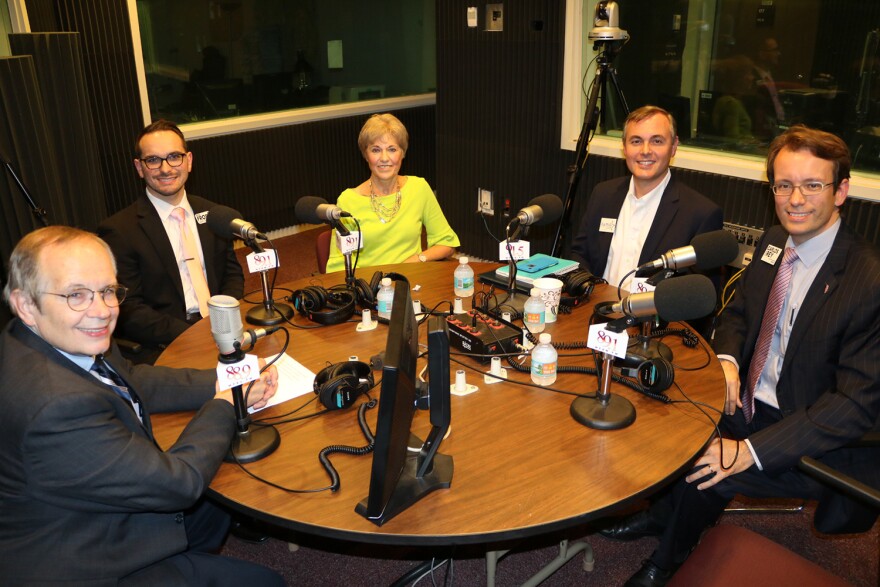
{"left": 325, "top": 176, "right": 460, "bottom": 273}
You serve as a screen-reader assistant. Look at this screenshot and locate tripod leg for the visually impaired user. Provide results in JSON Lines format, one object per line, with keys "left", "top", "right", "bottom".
{"left": 606, "top": 67, "right": 631, "bottom": 118}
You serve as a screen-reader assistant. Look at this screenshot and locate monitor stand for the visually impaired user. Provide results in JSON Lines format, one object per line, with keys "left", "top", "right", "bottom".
{"left": 355, "top": 433, "right": 453, "bottom": 526}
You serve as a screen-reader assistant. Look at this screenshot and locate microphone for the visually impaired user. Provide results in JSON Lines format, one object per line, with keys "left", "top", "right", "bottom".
{"left": 207, "top": 205, "right": 267, "bottom": 241}
{"left": 635, "top": 230, "right": 739, "bottom": 277}
{"left": 596, "top": 274, "right": 716, "bottom": 322}
{"left": 295, "top": 196, "right": 351, "bottom": 224}
{"left": 510, "top": 194, "right": 563, "bottom": 227}
{"left": 208, "top": 295, "right": 277, "bottom": 356}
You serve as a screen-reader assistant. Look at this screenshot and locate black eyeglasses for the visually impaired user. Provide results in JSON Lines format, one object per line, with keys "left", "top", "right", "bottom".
{"left": 39, "top": 285, "right": 128, "bottom": 311}
{"left": 139, "top": 152, "right": 187, "bottom": 170}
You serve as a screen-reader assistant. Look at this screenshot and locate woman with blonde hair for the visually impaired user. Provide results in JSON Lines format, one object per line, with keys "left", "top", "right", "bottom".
{"left": 325, "top": 113, "right": 459, "bottom": 272}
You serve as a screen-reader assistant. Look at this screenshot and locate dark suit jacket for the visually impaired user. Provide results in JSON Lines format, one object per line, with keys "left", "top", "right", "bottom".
{"left": 569, "top": 174, "right": 723, "bottom": 277}
{"left": 97, "top": 194, "right": 244, "bottom": 349}
{"left": 713, "top": 222, "right": 880, "bottom": 529}
{"left": 0, "top": 319, "right": 235, "bottom": 585}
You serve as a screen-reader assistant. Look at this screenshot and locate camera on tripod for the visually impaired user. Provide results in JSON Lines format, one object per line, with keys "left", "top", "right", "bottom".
{"left": 588, "top": 1, "right": 629, "bottom": 43}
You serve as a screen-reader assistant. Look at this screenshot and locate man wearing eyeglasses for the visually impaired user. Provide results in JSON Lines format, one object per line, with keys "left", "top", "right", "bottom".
{"left": 604, "top": 125, "right": 880, "bottom": 587}
{"left": 0, "top": 226, "right": 283, "bottom": 585}
{"left": 98, "top": 120, "right": 244, "bottom": 364}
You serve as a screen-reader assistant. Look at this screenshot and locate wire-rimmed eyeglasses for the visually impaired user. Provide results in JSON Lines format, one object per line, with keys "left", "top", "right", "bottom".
{"left": 771, "top": 181, "right": 834, "bottom": 198}
{"left": 139, "top": 152, "right": 187, "bottom": 170}
{"left": 39, "top": 285, "right": 128, "bottom": 311}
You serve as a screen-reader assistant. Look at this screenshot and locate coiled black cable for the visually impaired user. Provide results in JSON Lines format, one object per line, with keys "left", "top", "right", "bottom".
{"left": 318, "top": 399, "right": 377, "bottom": 492}
{"left": 648, "top": 327, "right": 700, "bottom": 348}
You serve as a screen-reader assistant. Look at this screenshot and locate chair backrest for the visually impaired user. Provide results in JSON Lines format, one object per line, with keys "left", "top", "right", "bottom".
{"left": 316, "top": 229, "right": 332, "bottom": 274}
{"left": 801, "top": 432, "right": 880, "bottom": 534}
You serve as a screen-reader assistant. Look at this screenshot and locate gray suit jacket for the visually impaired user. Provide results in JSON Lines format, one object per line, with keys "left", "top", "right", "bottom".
{"left": 97, "top": 194, "right": 244, "bottom": 349}
{"left": 0, "top": 319, "right": 235, "bottom": 585}
{"left": 569, "top": 174, "right": 723, "bottom": 277}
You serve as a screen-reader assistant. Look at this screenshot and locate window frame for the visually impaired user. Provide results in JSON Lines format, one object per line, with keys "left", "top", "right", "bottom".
{"left": 126, "top": 0, "right": 436, "bottom": 140}
{"left": 562, "top": 0, "right": 880, "bottom": 203}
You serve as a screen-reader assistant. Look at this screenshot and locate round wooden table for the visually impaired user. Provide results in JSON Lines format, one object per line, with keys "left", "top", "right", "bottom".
{"left": 154, "top": 261, "right": 725, "bottom": 546}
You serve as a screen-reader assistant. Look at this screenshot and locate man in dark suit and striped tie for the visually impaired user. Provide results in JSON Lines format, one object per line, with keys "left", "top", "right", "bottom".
{"left": 602, "top": 125, "right": 880, "bottom": 587}
{"left": 0, "top": 226, "right": 283, "bottom": 586}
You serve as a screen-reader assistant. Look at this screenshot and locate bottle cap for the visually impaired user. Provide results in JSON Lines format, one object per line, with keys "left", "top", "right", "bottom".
{"left": 381, "top": 277, "right": 392, "bottom": 286}
{"left": 539, "top": 333, "right": 551, "bottom": 344}
{"left": 530, "top": 287, "right": 541, "bottom": 296}
{"left": 459, "top": 257, "right": 469, "bottom": 264}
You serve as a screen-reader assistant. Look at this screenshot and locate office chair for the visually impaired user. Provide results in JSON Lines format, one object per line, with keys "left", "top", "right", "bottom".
{"left": 669, "top": 524, "right": 851, "bottom": 587}
{"left": 670, "top": 435, "right": 880, "bottom": 586}
{"left": 315, "top": 228, "right": 331, "bottom": 274}
{"left": 803, "top": 432, "right": 880, "bottom": 534}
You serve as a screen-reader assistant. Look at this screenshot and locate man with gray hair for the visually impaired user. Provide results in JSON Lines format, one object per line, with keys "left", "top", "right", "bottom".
{"left": 0, "top": 226, "right": 282, "bottom": 586}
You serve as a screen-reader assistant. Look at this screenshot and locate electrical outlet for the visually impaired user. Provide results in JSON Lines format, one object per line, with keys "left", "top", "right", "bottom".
{"left": 486, "top": 3, "right": 503, "bottom": 32}
{"left": 478, "top": 188, "right": 494, "bottom": 216}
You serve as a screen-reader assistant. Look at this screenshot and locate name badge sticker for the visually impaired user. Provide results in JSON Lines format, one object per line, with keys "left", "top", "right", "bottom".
{"left": 761, "top": 244, "right": 782, "bottom": 265}
{"left": 588, "top": 323, "right": 629, "bottom": 358}
{"left": 599, "top": 218, "right": 617, "bottom": 233}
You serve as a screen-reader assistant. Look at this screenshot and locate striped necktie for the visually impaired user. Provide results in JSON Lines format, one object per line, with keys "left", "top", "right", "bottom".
{"left": 90, "top": 354, "right": 144, "bottom": 423}
{"left": 743, "top": 247, "right": 798, "bottom": 423}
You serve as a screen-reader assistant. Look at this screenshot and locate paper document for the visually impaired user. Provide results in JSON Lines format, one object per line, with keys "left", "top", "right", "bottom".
{"left": 248, "top": 353, "right": 316, "bottom": 413}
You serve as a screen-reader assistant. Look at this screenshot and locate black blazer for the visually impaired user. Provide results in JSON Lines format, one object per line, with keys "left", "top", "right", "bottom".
{"left": 0, "top": 319, "right": 233, "bottom": 585}
{"left": 569, "top": 174, "right": 723, "bottom": 277}
{"left": 98, "top": 194, "right": 244, "bottom": 348}
{"left": 713, "top": 222, "right": 880, "bottom": 530}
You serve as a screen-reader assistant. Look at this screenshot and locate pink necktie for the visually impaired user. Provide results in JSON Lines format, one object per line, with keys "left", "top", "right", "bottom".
{"left": 743, "top": 247, "right": 798, "bottom": 423}
{"left": 170, "top": 207, "right": 211, "bottom": 317}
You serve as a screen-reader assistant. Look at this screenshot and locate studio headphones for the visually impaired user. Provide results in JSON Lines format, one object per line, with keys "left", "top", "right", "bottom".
{"left": 635, "top": 357, "right": 675, "bottom": 394}
{"left": 562, "top": 268, "right": 605, "bottom": 300}
{"left": 617, "top": 354, "right": 675, "bottom": 394}
{"left": 289, "top": 286, "right": 356, "bottom": 325}
{"left": 313, "top": 361, "right": 374, "bottom": 410}
{"left": 351, "top": 271, "right": 410, "bottom": 310}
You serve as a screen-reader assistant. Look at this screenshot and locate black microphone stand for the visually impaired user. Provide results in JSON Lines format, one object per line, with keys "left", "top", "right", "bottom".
{"left": 243, "top": 237, "right": 294, "bottom": 326}
{"left": 3, "top": 158, "right": 49, "bottom": 227}
{"left": 571, "top": 315, "right": 637, "bottom": 430}
{"left": 221, "top": 341, "right": 280, "bottom": 463}
{"left": 486, "top": 222, "right": 528, "bottom": 318}
{"left": 626, "top": 269, "right": 674, "bottom": 363}
{"left": 331, "top": 220, "right": 359, "bottom": 288}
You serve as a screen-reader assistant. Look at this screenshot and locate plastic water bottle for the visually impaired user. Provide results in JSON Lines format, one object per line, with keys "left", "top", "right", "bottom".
{"left": 523, "top": 287, "right": 546, "bottom": 333}
{"left": 453, "top": 256, "right": 475, "bottom": 297}
{"left": 376, "top": 277, "right": 394, "bottom": 319}
{"left": 531, "top": 333, "right": 557, "bottom": 386}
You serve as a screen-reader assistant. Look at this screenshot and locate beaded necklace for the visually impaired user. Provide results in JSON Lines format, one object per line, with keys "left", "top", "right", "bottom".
{"left": 369, "top": 180, "right": 402, "bottom": 223}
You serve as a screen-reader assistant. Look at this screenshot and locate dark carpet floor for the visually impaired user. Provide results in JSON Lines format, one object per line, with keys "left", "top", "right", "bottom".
{"left": 226, "top": 232, "right": 879, "bottom": 586}
{"left": 221, "top": 499, "right": 878, "bottom": 586}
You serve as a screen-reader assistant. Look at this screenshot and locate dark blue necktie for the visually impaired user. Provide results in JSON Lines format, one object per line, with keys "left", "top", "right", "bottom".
{"left": 90, "top": 354, "right": 144, "bottom": 422}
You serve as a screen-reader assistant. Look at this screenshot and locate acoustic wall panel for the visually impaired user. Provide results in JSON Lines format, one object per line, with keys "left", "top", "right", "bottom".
{"left": 437, "top": 0, "right": 570, "bottom": 260}
{"left": 25, "top": 0, "right": 145, "bottom": 215}
{"left": 188, "top": 106, "right": 437, "bottom": 231}
{"left": 10, "top": 33, "right": 108, "bottom": 231}
{"left": 0, "top": 55, "right": 61, "bottom": 263}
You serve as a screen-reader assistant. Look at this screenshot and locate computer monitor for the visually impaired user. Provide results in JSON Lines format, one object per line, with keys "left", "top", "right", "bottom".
{"left": 355, "top": 281, "right": 453, "bottom": 526}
